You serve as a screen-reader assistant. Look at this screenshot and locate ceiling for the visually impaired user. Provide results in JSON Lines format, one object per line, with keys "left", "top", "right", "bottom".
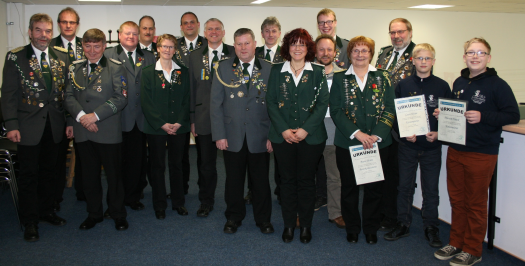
{"left": 3, "top": 0, "right": 525, "bottom": 14}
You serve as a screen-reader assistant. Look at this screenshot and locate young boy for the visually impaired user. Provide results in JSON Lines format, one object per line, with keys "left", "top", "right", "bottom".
{"left": 385, "top": 43, "right": 451, "bottom": 248}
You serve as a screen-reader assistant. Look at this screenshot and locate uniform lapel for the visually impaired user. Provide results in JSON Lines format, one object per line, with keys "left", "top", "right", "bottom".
{"left": 135, "top": 47, "right": 145, "bottom": 77}
{"left": 195, "top": 36, "right": 204, "bottom": 50}
{"left": 26, "top": 45, "right": 46, "bottom": 91}
{"left": 87, "top": 56, "right": 106, "bottom": 87}
{"left": 75, "top": 36, "right": 84, "bottom": 60}
{"left": 201, "top": 46, "right": 211, "bottom": 76}
{"left": 117, "top": 45, "right": 135, "bottom": 77}
{"left": 274, "top": 46, "right": 282, "bottom": 63}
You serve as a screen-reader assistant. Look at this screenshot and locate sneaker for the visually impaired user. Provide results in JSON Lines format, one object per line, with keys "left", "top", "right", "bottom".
{"left": 449, "top": 252, "right": 482, "bottom": 266}
{"left": 314, "top": 197, "right": 327, "bottom": 211}
{"left": 384, "top": 222, "right": 410, "bottom": 241}
{"left": 434, "top": 244, "right": 462, "bottom": 260}
{"left": 425, "top": 226, "right": 443, "bottom": 248}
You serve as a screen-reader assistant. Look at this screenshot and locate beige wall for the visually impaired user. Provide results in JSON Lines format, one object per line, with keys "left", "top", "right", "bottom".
{"left": 0, "top": 1, "right": 8, "bottom": 86}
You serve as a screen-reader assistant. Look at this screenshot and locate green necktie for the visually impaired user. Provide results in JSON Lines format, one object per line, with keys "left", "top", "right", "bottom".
{"left": 211, "top": 50, "right": 219, "bottom": 77}
{"left": 68, "top": 42, "right": 74, "bottom": 59}
{"left": 40, "top": 52, "right": 52, "bottom": 93}
{"left": 89, "top": 63, "right": 97, "bottom": 81}
{"left": 242, "top": 63, "right": 250, "bottom": 90}
{"left": 265, "top": 49, "right": 271, "bottom": 61}
{"left": 128, "top": 51, "right": 135, "bottom": 70}
{"left": 388, "top": 51, "right": 399, "bottom": 72}
{"left": 189, "top": 42, "right": 194, "bottom": 52}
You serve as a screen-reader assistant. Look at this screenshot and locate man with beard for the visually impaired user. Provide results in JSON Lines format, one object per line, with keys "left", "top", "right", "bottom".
{"left": 316, "top": 8, "right": 349, "bottom": 68}
{"left": 1, "top": 13, "right": 70, "bottom": 241}
{"left": 375, "top": 18, "right": 416, "bottom": 232}
{"left": 139, "top": 16, "right": 158, "bottom": 59}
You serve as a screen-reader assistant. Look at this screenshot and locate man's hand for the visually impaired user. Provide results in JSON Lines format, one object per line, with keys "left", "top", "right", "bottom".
{"left": 433, "top": 108, "right": 440, "bottom": 120}
{"left": 6, "top": 130, "right": 21, "bottom": 143}
{"left": 426, "top": 131, "right": 438, "bottom": 142}
{"left": 465, "top": 110, "right": 481, "bottom": 124}
{"left": 216, "top": 139, "right": 228, "bottom": 150}
{"left": 406, "top": 134, "right": 417, "bottom": 143}
{"left": 79, "top": 113, "right": 98, "bottom": 128}
{"left": 66, "top": 126, "right": 74, "bottom": 139}
{"left": 86, "top": 124, "right": 98, "bottom": 133}
{"left": 191, "top": 123, "right": 198, "bottom": 137}
{"left": 266, "top": 139, "right": 273, "bottom": 153}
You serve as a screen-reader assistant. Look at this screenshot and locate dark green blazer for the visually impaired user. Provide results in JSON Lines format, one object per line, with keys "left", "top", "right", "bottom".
{"left": 140, "top": 60, "right": 190, "bottom": 135}
{"left": 330, "top": 69, "right": 396, "bottom": 149}
{"left": 266, "top": 62, "right": 329, "bottom": 145}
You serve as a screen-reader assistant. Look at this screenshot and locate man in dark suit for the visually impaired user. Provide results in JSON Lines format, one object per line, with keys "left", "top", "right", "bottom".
{"left": 104, "top": 21, "right": 155, "bottom": 215}
{"left": 316, "top": 8, "right": 349, "bottom": 68}
{"left": 49, "top": 6, "right": 84, "bottom": 212}
{"left": 189, "top": 18, "right": 234, "bottom": 217}
{"left": 65, "top": 28, "right": 128, "bottom": 231}
{"left": 211, "top": 28, "right": 274, "bottom": 234}
{"left": 375, "top": 18, "right": 416, "bottom": 232}
{"left": 1, "top": 13, "right": 70, "bottom": 242}
{"left": 138, "top": 15, "right": 158, "bottom": 59}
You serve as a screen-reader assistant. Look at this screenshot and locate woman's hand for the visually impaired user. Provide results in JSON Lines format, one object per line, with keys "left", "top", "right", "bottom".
{"left": 355, "top": 131, "right": 376, "bottom": 150}
{"left": 282, "top": 129, "right": 298, "bottom": 144}
{"left": 161, "top": 123, "right": 175, "bottom": 135}
{"left": 433, "top": 108, "right": 440, "bottom": 120}
{"left": 294, "top": 128, "right": 308, "bottom": 142}
{"left": 406, "top": 134, "right": 417, "bottom": 143}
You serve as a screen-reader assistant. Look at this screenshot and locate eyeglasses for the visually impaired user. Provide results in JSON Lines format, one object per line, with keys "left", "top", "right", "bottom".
{"left": 465, "top": 51, "right": 489, "bottom": 57}
{"left": 388, "top": 30, "right": 407, "bottom": 36}
{"left": 160, "top": 45, "right": 175, "bottom": 50}
{"left": 351, "top": 49, "right": 370, "bottom": 55}
{"left": 291, "top": 43, "right": 306, "bottom": 48}
{"left": 414, "top": 57, "right": 434, "bottom": 61}
{"left": 317, "top": 20, "right": 334, "bottom": 26}
{"left": 59, "top": 21, "right": 78, "bottom": 26}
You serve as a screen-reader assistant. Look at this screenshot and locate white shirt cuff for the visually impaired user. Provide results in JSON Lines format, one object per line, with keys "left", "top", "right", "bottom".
{"left": 374, "top": 135, "right": 382, "bottom": 142}
{"left": 350, "top": 129, "right": 360, "bottom": 140}
{"left": 76, "top": 111, "right": 86, "bottom": 122}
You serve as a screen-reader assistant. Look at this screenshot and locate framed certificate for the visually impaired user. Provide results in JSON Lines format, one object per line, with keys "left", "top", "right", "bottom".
{"left": 349, "top": 143, "right": 384, "bottom": 185}
{"left": 437, "top": 98, "right": 468, "bottom": 145}
{"left": 394, "top": 95, "right": 430, "bottom": 138}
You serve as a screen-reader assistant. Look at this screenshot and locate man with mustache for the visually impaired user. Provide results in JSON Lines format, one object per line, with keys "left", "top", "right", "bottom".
{"left": 375, "top": 18, "right": 416, "bottom": 232}
{"left": 1, "top": 13, "right": 70, "bottom": 241}
{"left": 139, "top": 15, "right": 158, "bottom": 59}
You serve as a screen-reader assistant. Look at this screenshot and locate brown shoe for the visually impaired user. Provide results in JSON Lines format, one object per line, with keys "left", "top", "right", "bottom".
{"left": 329, "top": 216, "right": 346, "bottom": 229}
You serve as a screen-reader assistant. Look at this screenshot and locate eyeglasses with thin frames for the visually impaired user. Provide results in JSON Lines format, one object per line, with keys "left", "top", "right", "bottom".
{"left": 414, "top": 57, "right": 434, "bottom": 61}
{"left": 388, "top": 30, "right": 407, "bottom": 36}
{"left": 351, "top": 49, "right": 370, "bottom": 55}
{"left": 59, "top": 21, "right": 78, "bottom": 26}
{"left": 465, "top": 51, "right": 489, "bottom": 57}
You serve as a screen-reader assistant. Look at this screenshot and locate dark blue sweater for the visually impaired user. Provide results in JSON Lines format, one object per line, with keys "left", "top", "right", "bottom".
{"left": 395, "top": 74, "right": 452, "bottom": 150}
{"left": 449, "top": 68, "right": 520, "bottom": 155}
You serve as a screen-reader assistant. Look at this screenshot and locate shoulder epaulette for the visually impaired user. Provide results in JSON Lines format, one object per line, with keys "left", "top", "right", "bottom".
{"left": 262, "top": 59, "right": 273, "bottom": 64}
{"left": 53, "top": 46, "right": 68, "bottom": 53}
{"left": 381, "top": 45, "right": 393, "bottom": 49}
{"left": 109, "top": 58, "right": 122, "bottom": 65}
{"left": 219, "top": 57, "right": 229, "bottom": 62}
{"left": 311, "top": 62, "right": 324, "bottom": 67}
{"left": 10, "top": 46, "right": 24, "bottom": 53}
{"left": 273, "top": 61, "right": 285, "bottom": 65}
{"left": 73, "top": 59, "right": 86, "bottom": 64}
{"left": 334, "top": 69, "right": 347, "bottom": 74}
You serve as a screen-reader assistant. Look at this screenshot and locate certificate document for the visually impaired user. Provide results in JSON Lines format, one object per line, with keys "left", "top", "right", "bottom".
{"left": 394, "top": 95, "right": 430, "bottom": 138}
{"left": 349, "top": 143, "right": 384, "bottom": 185}
{"left": 438, "top": 98, "right": 468, "bottom": 145}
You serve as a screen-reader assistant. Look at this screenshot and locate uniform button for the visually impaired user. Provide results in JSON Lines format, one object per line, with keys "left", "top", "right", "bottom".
{"left": 244, "top": 122, "right": 247, "bottom": 125}
{"left": 172, "top": 100, "right": 175, "bottom": 102}
{"left": 246, "top": 108, "right": 249, "bottom": 111}
{"left": 171, "top": 111, "right": 174, "bottom": 113}
{"left": 135, "top": 104, "right": 138, "bottom": 107}
{"left": 295, "top": 94, "right": 297, "bottom": 96}
{"left": 366, "top": 99, "right": 368, "bottom": 101}
{"left": 135, "top": 81, "right": 139, "bottom": 84}
{"left": 295, "top": 119, "right": 297, "bottom": 121}
{"left": 294, "top": 110, "right": 297, "bottom": 113}
{"left": 136, "top": 93, "right": 139, "bottom": 96}
{"left": 86, "top": 100, "right": 90, "bottom": 103}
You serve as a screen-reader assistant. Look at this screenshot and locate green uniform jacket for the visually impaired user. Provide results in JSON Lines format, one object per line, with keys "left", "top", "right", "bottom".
{"left": 266, "top": 62, "right": 329, "bottom": 145}
{"left": 140, "top": 60, "right": 190, "bottom": 135}
{"left": 330, "top": 69, "right": 396, "bottom": 149}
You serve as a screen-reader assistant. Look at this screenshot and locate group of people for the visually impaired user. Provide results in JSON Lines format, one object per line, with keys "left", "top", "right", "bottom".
{"left": 1, "top": 6, "right": 519, "bottom": 266}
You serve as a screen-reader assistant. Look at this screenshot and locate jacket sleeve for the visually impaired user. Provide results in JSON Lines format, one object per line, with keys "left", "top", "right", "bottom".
{"left": 301, "top": 68, "right": 329, "bottom": 134}
{"left": 176, "top": 67, "right": 191, "bottom": 127}
{"left": 1, "top": 52, "right": 20, "bottom": 131}
{"left": 93, "top": 63, "right": 128, "bottom": 121}
{"left": 64, "top": 66, "right": 85, "bottom": 122}
{"left": 330, "top": 73, "right": 359, "bottom": 138}
{"left": 266, "top": 66, "right": 289, "bottom": 135}
{"left": 189, "top": 57, "right": 197, "bottom": 124}
{"left": 479, "top": 80, "right": 520, "bottom": 127}
{"left": 210, "top": 65, "right": 226, "bottom": 141}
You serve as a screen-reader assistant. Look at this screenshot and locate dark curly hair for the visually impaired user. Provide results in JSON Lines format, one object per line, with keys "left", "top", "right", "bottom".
{"left": 280, "top": 28, "right": 316, "bottom": 62}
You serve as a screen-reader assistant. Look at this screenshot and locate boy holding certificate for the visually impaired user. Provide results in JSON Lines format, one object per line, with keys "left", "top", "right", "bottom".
{"left": 385, "top": 44, "right": 451, "bottom": 248}
{"left": 432, "top": 38, "right": 519, "bottom": 266}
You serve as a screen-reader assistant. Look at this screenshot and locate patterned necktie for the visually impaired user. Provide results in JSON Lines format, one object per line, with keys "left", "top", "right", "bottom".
{"left": 242, "top": 63, "right": 250, "bottom": 90}
{"left": 40, "top": 52, "right": 52, "bottom": 93}
{"left": 388, "top": 51, "right": 399, "bottom": 72}
{"left": 68, "top": 42, "right": 74, "bottom": 59}
{"left": 211, "top": 50, "right": 219, "bottom": 77}
{"left": 89, "top": 63, "right": 97, "bottom": 81}
{"left": 189, "top": 42, "right": 194, "bottom": 52}
{"left": 265, "top": 49, "right": 271, "bottom": 61}
{"left": 128, "top": 51, "right": 135, "bottom": 70}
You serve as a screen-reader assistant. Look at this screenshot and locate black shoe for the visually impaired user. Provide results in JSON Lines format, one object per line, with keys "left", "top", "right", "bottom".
{"left": 384, "top": 222, "right": 410, "bottom": 241}
{"left": 79, "top": 217, "right": 103, "bottom": 230}
{"left": 39, "top": 213, "right": 67, "bottom": 226}
{"left": 346, "top": 233, "right": 358, "bottom": 243}
{"left": 173, "top": 206, "right": 188, "bottom": 216}
{"left": 244, "top": 190, "right": 252, "bottom": 205}
{"left": 314, "top": 196, "right": 327, "bottom": 211}
{"left": 140, "top": 192, "right": 144, "bottom": 199}
{"left": 256, "top": 222, "right": 275, "bottom": 234}
{"left": 126, "top": 201, "right": 145, "bottom": 211}
{"left": 103, "top": 209, "right": 111, "bottom": 219}
{"left": 53, "top": 201, "right": 61, "bottom": 212}
{"left": 197, "top": 204, "right": 213, "bottom": 217}
{"left": 299, "top": 227, "right": 312, "bottom": 243}
{"left": 24, "top": 224, "right": 39, "bottom": 242}
{"left": 425, "top": 226, "right": 443, "bottom": 248}
{"left": 155, "top": 210, "right": 166, "bottom": 220}
{"left": 114, "top": 218, "right": 129, "bottom": 231}
{"left": 282, "top": 228, "right": 294, "bottom": 243}
{"left": 379, "top": 217, "right": 397, "bottom": 231}
{"left": 166, "top": 193, "right": 171, "bottom": 199}
{"left": 365, "top": 234, "right": 378, "bottom": 244}
{"left": 223, "top": 220, "right": 242, "bottom": 234}
{"left": 76, "top": 194, "right": 86, "bottom": 201}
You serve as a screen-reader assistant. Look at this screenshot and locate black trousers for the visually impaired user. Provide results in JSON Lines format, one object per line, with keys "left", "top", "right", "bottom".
{"left": 77, "top": 141, "right": 126, "bottom": 219}
{"left": 195, "top": 134, "right": 218, "bottom": 205}
{"left": 381, "top": 139, "right": 399, "bottom": 220}
{"left": 247, "top": 152, "right": 280, "bottom": 197}
{"left": 121, "top": 124, "right": 147, "bottom": 204}
{"left": 223, "top": 138, "right": 271, "bottom": 223}
{"left": 315, "top": 154, "right": 327, "bottom": 198}
{"left": 53, "top": 134, "right": 70, "bottom": 203}
{"left": 17, "top": 119, "right": 59, "bottom": 225}
{"left": 273, "top": 140, "right": 325, "bottom": 228}
{"left": 73, "top": 141, "right": 85, "bottom": 199}
{"left": 182, "top": 133, "right": 190, "bottom": 193}
{"left": 147, "top": 133, "right": 187, "bottom": 211}
{"left": 336, "top": 146, "right": 389, "bottom": 234}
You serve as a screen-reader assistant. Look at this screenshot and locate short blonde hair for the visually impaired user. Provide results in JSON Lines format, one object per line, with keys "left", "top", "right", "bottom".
{"left": 317, "top": 8, "right": 337, "bottom": 21}
{"left": 119, "top": 21, "right": 139, "bottom": 32}
{"left": 412, "top": 43, "right": 435, "bottom": 58}
{"left": 464, "top": 37, "right": 491, "bottom": 54}
{"left": 156, "top": 34, "right": 178, "bottom": 49}
{"left": 347, "top": 36, "right": 375, "bottom": 63}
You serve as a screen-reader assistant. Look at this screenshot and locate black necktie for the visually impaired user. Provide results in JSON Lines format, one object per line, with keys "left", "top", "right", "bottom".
{"left": 189, "top": 42, "right": 194, "bottom": 52}
{"left": 242, "top": 63, "right": 250, "bottom": 90}
{"left": 265, "top": 49, "right": 271, "bottom": 61}
{"left": 211, "top": 50, "right": 219, "bottom": 77}
{"left": 388, "top": 51, "right": 399, "bottom": 72}
{"left": 128, "top": 51, "right": 135, "bottom": 70}
{"left": 89, "top": 63, "right": 97, "bottom": 81}
{"left": 68, "top": 42, "right": 74, "bottom": 59}
{"left": 41, "top": 52, "right": 52, "bottom": 93}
